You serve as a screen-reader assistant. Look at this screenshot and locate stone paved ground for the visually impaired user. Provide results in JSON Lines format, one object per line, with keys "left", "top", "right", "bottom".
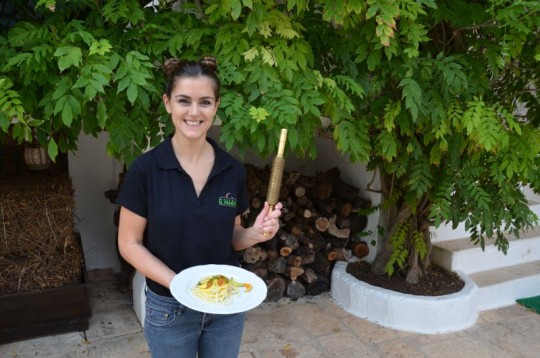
{"left": 1, "top": 269, "right": 539, "bottom": 358}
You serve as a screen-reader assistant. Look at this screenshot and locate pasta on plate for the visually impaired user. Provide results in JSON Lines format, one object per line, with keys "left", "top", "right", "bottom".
{"left": 191, "top": 274, "right": 253, "bottom": 304}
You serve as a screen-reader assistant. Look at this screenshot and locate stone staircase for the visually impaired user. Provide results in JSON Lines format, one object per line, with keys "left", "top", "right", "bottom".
{"left": 430, "top": 198, "right": 540, "bottom": 311}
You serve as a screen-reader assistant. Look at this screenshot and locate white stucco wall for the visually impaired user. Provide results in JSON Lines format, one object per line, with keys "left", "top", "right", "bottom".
{"left": 69, "top": 128, "right": 379, "bottom": 270}
{"left": 68, "top": 132, "right": 123, "bottom": 271}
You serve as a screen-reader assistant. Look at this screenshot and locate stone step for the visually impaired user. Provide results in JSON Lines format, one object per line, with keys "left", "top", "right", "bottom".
{"left": 469, "top": 260, "right": 540, "bottom": 311}
{"left": 431, "top": 226, "right": 540, "bottom": 274}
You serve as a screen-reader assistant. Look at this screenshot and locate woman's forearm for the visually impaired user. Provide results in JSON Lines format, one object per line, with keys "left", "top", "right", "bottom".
{"left": 119, "top": 241, "right": 176, "bottom": 289}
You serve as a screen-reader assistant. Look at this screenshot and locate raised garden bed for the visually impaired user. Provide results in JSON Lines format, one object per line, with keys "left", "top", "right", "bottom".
{"left": 0, "top": 233, "right": 91, "bottom": 343}
{"left": 0, "top": 163, "right": 91, "bottom": 343}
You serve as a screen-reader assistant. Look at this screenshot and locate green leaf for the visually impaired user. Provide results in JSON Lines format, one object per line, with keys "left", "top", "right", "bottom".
{"left": 248, "top": 106, "right": 269, "bottom": 123}
{"left": 127, "top": 82, "right": 138, "bottom": 104}
{"left": 117, "top": 76, "right": 130, "bottom": 93}
{"left": 97, "top": 100, "right": 108, "bottom": 128}
{"left": 367, "top": 50, "right": 381, "bottom": 71}
{"left": 52, "top": 78, "right": 71, "bottom": 100}
{"left": 399, "top": 78, "right": 422, "bottom": 121}
{"left": 54, "top": 95, "right": 68, "bottom": 115}
{"left": 54, "top": 46, "right": 82, "bottom": 71}
{"left": 67, "top": 95, "right": 81, "bottom": 116}
{"left": 383, "top": 101, "right": 401, "bottom": 132}
{"left": 256, "top": 131, "right": 266, "bottom": 152}
{"left": 48, "top": 138, "right": 58, "bottom": 162}
{"left": 231, "top": 0, "right": 243, "bottom": 20}
{"left": 408, "top": 163, "right": 432, "bottom": 196}
{"left": 62, "top": 102, "right": 73, "bottom": 126}
{"left": 378, "top": 131, "right": 398, "bottom": 161}
{"left": 89, "top": 39, "right": 113, "bottom": 56}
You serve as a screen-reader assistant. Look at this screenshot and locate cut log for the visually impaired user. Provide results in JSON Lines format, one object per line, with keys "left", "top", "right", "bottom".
{"left": 286, "top": 280, "right": 306, "bottom": 299}
{"left": 279, "top": 184, "right": 290, "bottom": 201}
{"left": 295, "top": 194, "right": 311, "bottom": 208}
{"left": 307, "top": 252, "right": 332, "bottom": 278}
{"left": 296, "top": 207, "right": 312, "bottom": 219}
{"left": 352, "top": 196, "right": 371, "bottom": 211}
{"left": 267, "top": 257, "right": 287, "bottom": 274}
{"left": 328, "top": 217, "right": 350, "bottom": 239}
{"left": 263, "top": 236, "right": 280, "bottom": 262}
{"left": 306, "top": 275, "right": 330, "bottom": 295}
{"left": 293, "top": 184, "right": 306, "bottom": 198}
{"left": 350, "top": 214, "right": 368, "bottom": 234}
{"left": 297, "top": 174, "right": 315, "bottom": 189}
{"left": 278, "top": 231, "right": 298, "bottom": 246}
{"left": 266, "top": 249, "right": 280, "bottom": 261}
{"left": 283, "top": 266, "right": 304, "bottom": 281}
{"left": 299, "top": 267, "right": 318, "bottom": 284}
{"left": 312, "top": 168, "right": 339, "bottom": 200}
{"left": 243, "top": 262, "right": 268, "bottom": 280}
{"left": 300, "top": 232, "right": 327, "bottom": 252}
{"left": 293, "top": 245, "right": 316, "bottom": 264}
{"left": 314, "top": 182, "right": 332, "bottom": 200}
{"left": 325, "top": 234, "right": 349, "bottom": 248}
{"left": 334, "top": 247, "right": 352, "bottom": 261}
{"left": 279, "top": 232, "right": 299, "bottom": 255}
{"left": 245, "top": 164, "right": 262, "bottom": 193}
{"left": 279, "top": 246, "right": 294, "bottom": 257}
{"left": 265, "top": 276, "right": 287, "bottom": 302}
{"left": 289, "top": 224, "right": 304, "bottom": 238}
{"left": 243, "top": 245, "right": 267, "bottom": 264}
{"left": 313, "top": 200, "right": 334, "bottom": 218}
{"left": 352, "top": 241, "right": 369, "bottom": 258}
{"left": 336, "top": 215, "right": 351, "bottom": 230}
{"left": 286, "top": 255, "right": 303, "bottom": 267}
{"left": 335, "top": 198, "right": 353, "bottom": 218}
{"left": 242, "top": 209, "right": 258, "bottom": 228}
{"left": 250, "top": 196, "right": 263, "bottom": 210}
{"left": 314, "top": 216, "right": 330, "bottom": 232}
{"left": 331, "top": 172, "right": 359, "bottom": 201}
{"left": 261, "top": 235, "right": 279, "bottom": 251}
{"left": 285, "top": 171, "right": 301, "bottom": 186}
{"left": 282, "top": 204, "right": 297, "bottom": 222}
{"left": 324, "top": 248, "right": 337, "bottom": 261}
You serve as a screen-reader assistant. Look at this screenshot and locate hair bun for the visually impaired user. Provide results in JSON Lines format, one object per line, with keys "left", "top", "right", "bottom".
{"left": 199, "top": 56, "right": 218, "bottom": 72}
{"left": 163, "top": 58, "right": 184, "bottom": 77}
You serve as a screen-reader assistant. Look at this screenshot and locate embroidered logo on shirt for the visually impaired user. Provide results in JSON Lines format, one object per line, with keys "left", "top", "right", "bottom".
{"left": 218, "top": 192, "right": 237, "bottom": 208}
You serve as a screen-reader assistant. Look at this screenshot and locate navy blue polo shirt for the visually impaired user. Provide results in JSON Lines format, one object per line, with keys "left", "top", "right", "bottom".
{"left": 116, "top": 136, "right": 248, "bottom": 297}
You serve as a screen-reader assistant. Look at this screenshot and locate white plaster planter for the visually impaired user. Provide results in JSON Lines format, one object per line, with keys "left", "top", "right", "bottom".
{"left": 331, "top": 261, "right": 480, "bottom": 334}
{"left": 133, "top": 271, "right": 146, "bottom": 327}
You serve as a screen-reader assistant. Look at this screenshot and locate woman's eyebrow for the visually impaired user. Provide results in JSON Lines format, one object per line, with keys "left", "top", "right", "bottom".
{"left": 173, "top": 94, "right": 215, "bottom": 100}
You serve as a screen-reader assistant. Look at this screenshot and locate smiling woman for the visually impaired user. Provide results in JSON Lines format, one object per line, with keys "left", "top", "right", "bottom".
{"left": 116, "top": 56, "right": 283, "bottom": 358}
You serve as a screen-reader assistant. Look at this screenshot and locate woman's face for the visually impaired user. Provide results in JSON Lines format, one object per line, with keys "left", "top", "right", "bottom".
{"left": 163, "top": 76, "right": 219, "bottom": 140}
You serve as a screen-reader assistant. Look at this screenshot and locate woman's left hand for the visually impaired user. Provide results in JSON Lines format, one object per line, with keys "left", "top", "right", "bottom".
{"left": 254, "top": 201, "right": 283, "bottom": 241}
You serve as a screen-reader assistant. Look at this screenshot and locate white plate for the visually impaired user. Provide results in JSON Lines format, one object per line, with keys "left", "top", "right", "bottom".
{"left": 170, "top": 264, "right": 267, "bottom": 314}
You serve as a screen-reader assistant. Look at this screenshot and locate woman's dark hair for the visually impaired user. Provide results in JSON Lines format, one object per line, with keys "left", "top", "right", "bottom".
{"left": 163, "top": 56, "right": 220, "bottom": 99}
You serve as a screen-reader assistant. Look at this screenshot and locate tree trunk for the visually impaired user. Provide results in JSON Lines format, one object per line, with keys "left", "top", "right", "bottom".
{"left": 405, "top": 249, "right": 420, "bottom": 284}
{"left": 371, "top": 204, "right": 412, "bottom": 275}
{"left": 370, "top": 173, "right": 435, "bottom": 280}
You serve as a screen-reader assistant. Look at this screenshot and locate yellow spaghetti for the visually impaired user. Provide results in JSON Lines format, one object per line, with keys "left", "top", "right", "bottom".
{"left": 191, "top": 274, "right": 253, "bottom": 304}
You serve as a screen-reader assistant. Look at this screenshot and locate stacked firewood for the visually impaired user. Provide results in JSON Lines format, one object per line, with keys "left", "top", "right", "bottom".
{"left": 240, "top": 164, "right": 371, "bottom": 301}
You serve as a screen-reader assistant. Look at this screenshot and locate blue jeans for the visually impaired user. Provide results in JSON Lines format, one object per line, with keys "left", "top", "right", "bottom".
{"left": 144, "top": 289, "right": 246, "bottom": 358}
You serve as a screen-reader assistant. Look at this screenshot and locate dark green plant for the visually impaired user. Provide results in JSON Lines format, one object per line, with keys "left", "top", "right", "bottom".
{"left": 1, "top": 0, "right": 539, "bottom": 282}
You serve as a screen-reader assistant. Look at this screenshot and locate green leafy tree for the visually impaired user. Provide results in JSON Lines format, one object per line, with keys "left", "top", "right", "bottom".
{"left": 1, "top": 0, "right": 539, "bottom": 283}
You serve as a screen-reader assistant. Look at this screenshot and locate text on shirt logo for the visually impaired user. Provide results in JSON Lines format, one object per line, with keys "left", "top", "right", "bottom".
{"left": 218, "top": 192, "right": 237, "bottom": 208}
